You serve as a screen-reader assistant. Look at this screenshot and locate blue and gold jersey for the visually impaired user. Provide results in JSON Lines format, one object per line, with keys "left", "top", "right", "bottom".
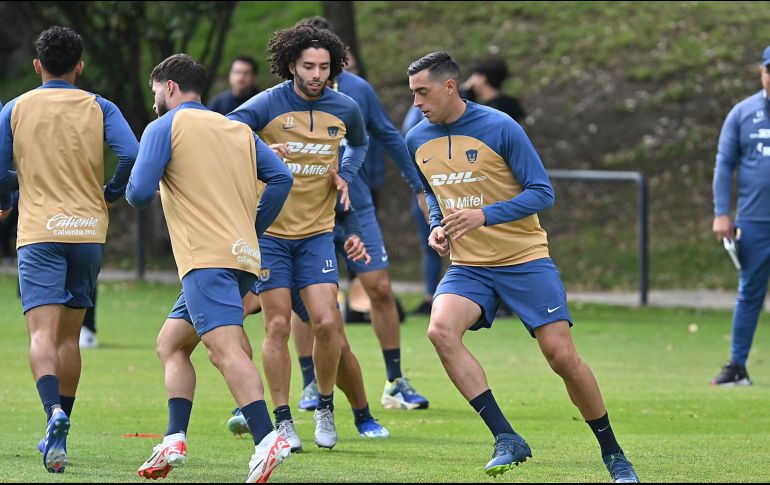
{"left": 406, "top": 102, "right": 554, "bottom": 267}
{"left": 228, "top": 81, "right": 368, "bottom": 240}
{"left": 0, "top": 80, "right": 138, "bottom": 248}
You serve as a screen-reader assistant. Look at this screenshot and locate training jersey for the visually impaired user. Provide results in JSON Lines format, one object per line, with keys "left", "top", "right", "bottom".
{"left": 334, "top": 71, "right": 423, "bottom": 212}
{"left": 126, "top": 102, "right": 292, "bottom": 280}
{"left": 406, "top": 101, "right": 553, "bottom": 267}
{"left": 0, "top": 80, "right": 138, "bottom": 248}
{"left": 713, "top": 90, "right": 770, "bottom": 222}
{"left": 0, "top": 99, "right": 8, "bottom": 211}
{"left": 228, "top": 80, "right": 367, "bottom": 239}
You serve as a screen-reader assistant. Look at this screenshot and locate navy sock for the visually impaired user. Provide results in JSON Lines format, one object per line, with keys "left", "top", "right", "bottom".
{"left": 317, "top": 392, "right": 334, "bottom": 412}
{"left": 299, "top": 356, "right": 315, "bottom": 389}
{"left": 383, "top": 348, "right": 402, "bottom": 382}
{"left": 165, "top": 398, "right": 193, "bottom": 436}
{"left": 60, "top": 395, "right": 76, "bottom": 419}
{"left": 273, "top": 405, "right": 292, "bottom": 424}
{"left": 242, "top": 400, "right": 274, "bottom": 445}
{"left": 36, "top": 375, "right": 61, "bottom": 421}
{"left": 469, "top": 389, "right": 515, "bottom": 437}
{"left": 352, "top": 404, "right": 373, "bottom": 425}
{"left": 586, "top": 412, "right": 622, "bottom": 457}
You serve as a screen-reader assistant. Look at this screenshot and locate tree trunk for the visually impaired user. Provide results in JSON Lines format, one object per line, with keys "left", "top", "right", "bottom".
{"left": 322, "top": 1, "right": 366, "bottom": 78}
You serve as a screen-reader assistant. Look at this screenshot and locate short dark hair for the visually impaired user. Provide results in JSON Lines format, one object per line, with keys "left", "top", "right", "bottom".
{"left": 267, "top": 24, "right": 348, "bottom": 81}
{"left": 232, "top": 56, "right": 258, "bottom": 75}
{"left": 407, "top": 52, "right": 461, "bottom": 82}
{"left": 149, "top": 53, "right": 207, "bottom": 94}
{"left": 296, "top": 16, "right": 334, "bottom": 31}
{"left": 471, "top": 57, "right": 508, "bottom": 89}
{"left": 35, "top": 26, "right": 83, "bottom": 76}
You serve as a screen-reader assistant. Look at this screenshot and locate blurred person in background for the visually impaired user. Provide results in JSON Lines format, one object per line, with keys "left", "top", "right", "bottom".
{"left": 207, "top": 56, "right": 261, "bottom": 115}
{"left": 711, "top": 45, "right": 770, "bottom": 386}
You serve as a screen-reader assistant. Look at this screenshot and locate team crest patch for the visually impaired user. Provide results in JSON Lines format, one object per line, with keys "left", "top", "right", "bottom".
{"left": 327, "top": 126, "right": 340, "bottom": 138}
{"left": 466, "top": 149, "right": 478, "bottom": 163}
{"left": 260, "top": 269, "right": 270, "bottom": 281}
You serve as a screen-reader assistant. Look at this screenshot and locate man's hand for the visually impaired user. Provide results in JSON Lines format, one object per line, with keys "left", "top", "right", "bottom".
{"left": 330, "top": 169, "right": 350, "bottom": 210}
{"left": 416, "top": 191, "right": 429, "bottom": 223}
{"left": 713, "top": 215, "right": 735, "bottom": 242}
{"left": 270, "top": 142, "right": 290, "bottom": 159}
{"left": 442, "top": 208, "right": 486, "bottom": 240}
{"left": 428, "top": 226, "right": 450, "bottom": 256}
{"left": 344, "top": 235, "right": 370, "bottom": 264}
{"left": 0, "top": 207, "right": 12, "bottom": 221}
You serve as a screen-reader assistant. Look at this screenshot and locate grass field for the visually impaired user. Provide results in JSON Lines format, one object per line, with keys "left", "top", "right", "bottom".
{"left": 0, "top": 275, "right": 768, "bottom": 482}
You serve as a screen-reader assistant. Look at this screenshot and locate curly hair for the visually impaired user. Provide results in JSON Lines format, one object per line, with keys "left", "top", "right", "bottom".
{"left": 267, "top": 24, "right": 348, "bottom": 81}
{"left": 35, "top": 26, "right": 83, "bottom": 77}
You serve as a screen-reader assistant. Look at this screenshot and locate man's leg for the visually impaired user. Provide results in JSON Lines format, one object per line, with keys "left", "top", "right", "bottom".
{"left": 57, "top": 307, "right": 86, "bottom": 417}
{"left": 535, "top": 321, "right": 638, "bottom": 482}
{"left": 292, "top": 312, "right": 317, "bottom": 389}
{"left": 259, "top": 288, "right": 294, "bottom": 409}
{"left": 27, "top": 305, "right": 64, "bottom": 416}
{"left": 427, "top": 292, "right": 530, "bottom": 476}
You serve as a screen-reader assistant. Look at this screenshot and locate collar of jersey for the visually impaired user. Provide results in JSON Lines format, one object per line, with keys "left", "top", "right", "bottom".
{"left": 40, "top": 79, "right": 77, "bottom": 90}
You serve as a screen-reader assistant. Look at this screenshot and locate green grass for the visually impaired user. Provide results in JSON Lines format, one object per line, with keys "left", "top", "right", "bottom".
{"left": 0, "top": 276, "right": 768, "bottom": 482}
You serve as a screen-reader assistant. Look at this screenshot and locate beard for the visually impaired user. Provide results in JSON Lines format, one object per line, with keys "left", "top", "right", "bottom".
{"left": 294, "top": 74, "right": 325, "bottom": 100}
{"left": 155, "top": 98, "right": 170, "bottom": 117}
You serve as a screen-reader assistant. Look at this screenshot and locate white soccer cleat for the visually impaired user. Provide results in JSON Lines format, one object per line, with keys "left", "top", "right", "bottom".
{"left": 246, "top": 430, "right": 291, "bottom": 483}
{"left": 275, "top": 419, "right": 302, "bottom": 452}
{"left": 313, "top": 408, "right": 337, "bottom": 449}
{"left": 79, "top": 327, "right": 98, "bottom": 349}
{"left": 137, "top": 434, "right": 187, "bottom": 480}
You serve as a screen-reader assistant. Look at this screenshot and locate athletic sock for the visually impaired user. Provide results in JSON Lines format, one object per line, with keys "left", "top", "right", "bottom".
{"left": 242, "top": 400, "right": 274, "bottom": 445}
{"left": 273, "top": 405, "right": 292, "bottom": 424}
{"left": 383, "top": 348, "right": 402, "bottom": 382}
{"left": 36, "top": 375, "right": 61, "bottom": 421}
{"left": 317, "top": 392, "right": 334, "bottom": 412}
{"left": 352, "top": 404, "right": 374, "bottom": 425}
{"left": 469, "top": 389, "right": 515, "bottom": 437}
{"left": 60, "top": 395, "right": 76, "bottom": 419}
{"left": 586, "top": 412, "right": 622, "bottom": 457}
{"left": 165, "top": 398, "right": 193, "bottom": 436}
{"left": 299, "top": 356, "right": 315, "bottom": 389}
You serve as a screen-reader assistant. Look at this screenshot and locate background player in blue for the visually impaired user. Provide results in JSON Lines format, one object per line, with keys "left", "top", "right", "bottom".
{"left": 228, "top": 24, "right": 368, "bottom": 450}
{"left": 0, "top": 27, "right": 138, "bottom": 474}
{"left": 405, "top": 53, "right": 639, "bottom": 483}
{"left": 711, "top": 45, "right": 770, "bottom": 386}
{"left": 292, "top": 16, "right": 429, "bottom": 412}
{"left": 126, "top": 54, "right": 293, "bottom": 482}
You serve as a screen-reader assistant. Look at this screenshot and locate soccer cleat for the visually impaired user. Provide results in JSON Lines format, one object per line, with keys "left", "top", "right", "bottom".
{"left": 79, "top": 327, "right": 98, "bottom": 349}
{"left": 246, "top": 430, "right": 291, "bottom": 483}
{"left": 137, "top": 436, "right": 188, "bottom": 480}
{"left": 603, "top": 453, "right": 640, "bottom": 483}
{"left": 710, "top": 361, "right": 752, "bottom": 386}
{"left": 228, "top": 408, "right": 251, "bottom": 435}
{"left": 42, "top": 411, "right": 70, "bottom": 473}
{"left": 275, "top": 419, "right": 303, "bottom": 453}
{"left": 484, "top": 432, "right": 532, "bottom": 477}
{"left": 355, "top": 418, "right": 390, "bottom": 438}
{"left": 381, "top": 377, "right": 429, "bottom": 410}
{"left": 411, "top": 300, "right": 433, "bottom": 315}
{"left": 313, "top": 408, "right": 337, "bottom": 449}
{"left": 298, "top": 379, "right": 319, "bottom": 412}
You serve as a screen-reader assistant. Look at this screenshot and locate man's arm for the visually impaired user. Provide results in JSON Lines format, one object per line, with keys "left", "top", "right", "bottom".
{"left": 255, "top": 134, "right": 293, "bottom": 236}
{"left": 338, "top": 102, "right": 369, "bottom": 184}
{"left": 712, "top": 106, "right": 741, "bottom": 240}
{"left": 126, "top": 118, "right": 172, "bottom": 209}
{"left": 481, "top": 120, "right": 554, "bottom": 226}
{"left": 0, "top": 100, "right": 18, "bottom": 193}
{"left": 335, "top": 198, "right": 362, "bottom": 239}
{"left": 227, "top": 90, "right": 269, "bottom": 131}
{"left": 97, "top": 98, "right": 140, "bottom": 203}
{"left": 359, "top": 82, "right": 424, "bottom": 192}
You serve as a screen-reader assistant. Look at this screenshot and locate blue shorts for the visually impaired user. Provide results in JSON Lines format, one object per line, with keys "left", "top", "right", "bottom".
{"left": 435, "top": 258, "right": 572, "bottom": 337}
{"left": 169, "top": 268, "right": 257, "bottom": 337}
{"left": 335, "top": 207, "right": 389, "bottom": 274}
{"left": 18, "top": 243, "right": 103, "bottom": 314}
{"left": 255, "top": 233, "right": 339, "bottom": 293}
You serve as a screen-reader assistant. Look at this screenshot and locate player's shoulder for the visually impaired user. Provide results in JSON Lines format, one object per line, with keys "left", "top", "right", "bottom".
{"left": 728, "top": 91, "right": 765, "bottom": 120}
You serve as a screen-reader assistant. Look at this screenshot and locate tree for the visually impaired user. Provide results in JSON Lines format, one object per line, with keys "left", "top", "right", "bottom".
{"left": 322, "top": 1, "right": 366, "bottom": 78}
{"left": 9, "top": 1, "right": 237, "bottom": 135}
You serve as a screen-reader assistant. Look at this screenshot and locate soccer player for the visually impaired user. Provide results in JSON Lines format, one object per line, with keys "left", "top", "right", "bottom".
{"left": 405, "top": 52, "right": 639, "bottom": 483}
{"left": 0, "top": 26, "right": 138, "bottom": 474}
{"left": 292, "top": 16, "right": 429, "bottom": 412}
{"left": 228, "top": 23, "right": 368, "bottom": 450}
{"left": 229, "top": 200, "right": 390, "bottom": 444}
{"left": 710, "top": 45, "right": 770, "bottom": 386}
{"left": 126, "top": 53, "right": 293, "bottom": 482}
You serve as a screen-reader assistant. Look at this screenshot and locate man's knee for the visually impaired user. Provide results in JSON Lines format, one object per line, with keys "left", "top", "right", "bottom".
{"left": 364, "top": 273, "right": 394, "bottom": 305}
{"left": 311, "top": 312, "right": 340, "bottom": 341}
{"left": 545, "top": 347, "right": 581, "bottom": 376}
{"left": 264, "top": 314, "right": 291, "bottom": 344}
{"left": 427, "top": 319, "right": 461, "bottom": 351}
